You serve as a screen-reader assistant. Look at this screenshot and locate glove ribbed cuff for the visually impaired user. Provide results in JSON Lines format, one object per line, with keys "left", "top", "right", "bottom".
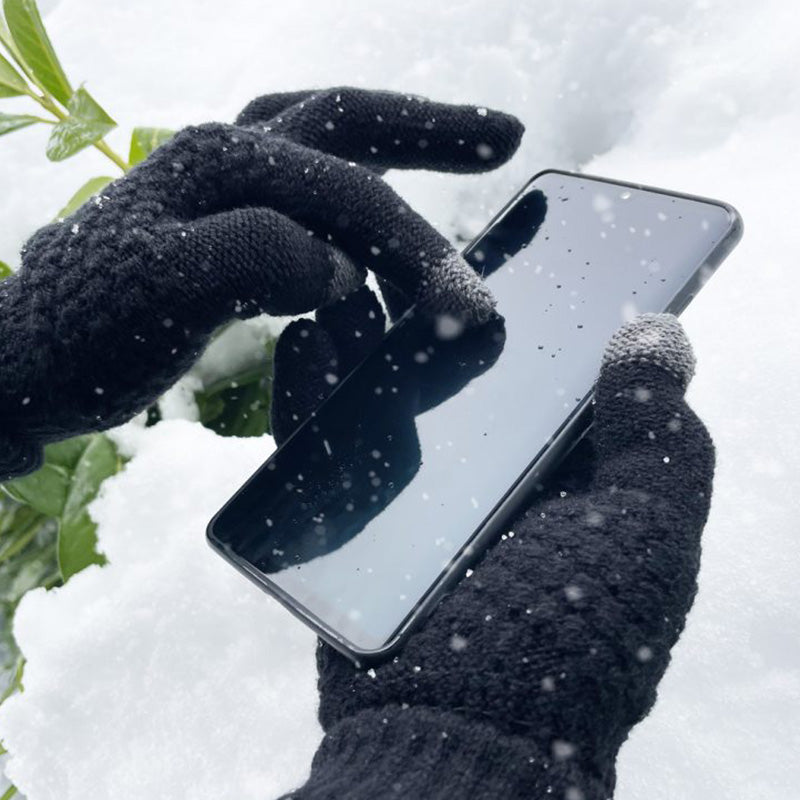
{"left": 282, "top": 706, "right": 608, "bottom": 800}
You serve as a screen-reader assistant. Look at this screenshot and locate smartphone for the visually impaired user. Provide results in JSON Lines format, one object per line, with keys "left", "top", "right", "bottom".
{"left": 207, "top": 169, "right": 743, "bottom": 665}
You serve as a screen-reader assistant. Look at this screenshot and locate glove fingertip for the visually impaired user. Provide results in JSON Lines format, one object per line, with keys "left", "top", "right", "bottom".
{"left": 483, "top": 109, "right": 525, "bottom": 162}
{"left": 456, "top": 106, "right": 525, "bottom": 171}
{"left": 415, "top": 252, "right": 497, "bottom": 327}
{"left": 600, "top": 313, "right": 696, "bottom": 390}
{"left": 320, "top": 248, "right": 367, "bottom": 306}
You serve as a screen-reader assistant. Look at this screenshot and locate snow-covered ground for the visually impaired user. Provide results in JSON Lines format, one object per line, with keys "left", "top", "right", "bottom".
{"left": 1, "top": 0, "right": 798, "bottom": 797}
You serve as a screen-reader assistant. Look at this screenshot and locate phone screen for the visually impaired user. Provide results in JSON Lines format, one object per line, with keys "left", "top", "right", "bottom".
{"left": 208, "top": 171, "right": 738, "bottom": 654}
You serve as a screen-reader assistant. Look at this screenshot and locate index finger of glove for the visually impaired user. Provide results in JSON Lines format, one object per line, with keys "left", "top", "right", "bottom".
{"left": 238, "top": 87, "right": 524, "bottom": 174}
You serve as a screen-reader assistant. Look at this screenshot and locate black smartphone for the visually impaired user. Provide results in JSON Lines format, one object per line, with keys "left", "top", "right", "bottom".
{"left": 207, "top": 169, "right": 742, "bottom": 665}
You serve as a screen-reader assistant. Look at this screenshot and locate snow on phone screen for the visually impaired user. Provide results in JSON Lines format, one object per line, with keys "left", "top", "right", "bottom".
{"left": 211, "top": 173, "right": 733, "bottom": 652}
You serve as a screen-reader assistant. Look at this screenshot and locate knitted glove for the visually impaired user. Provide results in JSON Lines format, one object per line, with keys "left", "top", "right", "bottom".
{"left": 272, "top": 307, "right": 714, "bottom": 800}
{"left": 0, "top": 87, "right": 523, "bottom": 480}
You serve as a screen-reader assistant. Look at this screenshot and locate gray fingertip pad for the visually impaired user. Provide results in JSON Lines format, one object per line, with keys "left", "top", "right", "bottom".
{"left": 415, "top": 252, "right": 496, "bottom": 326}
{"left": 321, "top": 247, "right": 367, "bottom": 306}
{"left": 602, "top": 313, "right": 696, "bottom": 388}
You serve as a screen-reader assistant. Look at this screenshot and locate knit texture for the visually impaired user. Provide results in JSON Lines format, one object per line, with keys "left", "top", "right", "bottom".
{"left": 601, "top": 312, "right": 696, "bottom": 389}
{"left": 0, "top": 87, "right": 523, "bottom": 479}
{"left": 285, "top": 707, "right": 605, "bottom": 800}
{"left": 272, "top": 309, "right": 714, "bottom": 799}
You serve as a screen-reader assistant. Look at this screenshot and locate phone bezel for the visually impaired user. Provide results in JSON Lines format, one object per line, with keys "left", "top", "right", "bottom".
{"left": 206, "top": 168, "right": 743, "bottom": 666}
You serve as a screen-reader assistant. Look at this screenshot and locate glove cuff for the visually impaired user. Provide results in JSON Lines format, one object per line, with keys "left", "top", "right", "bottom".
{"left": 282, "top": 705, "right": 609, "bottom": 800}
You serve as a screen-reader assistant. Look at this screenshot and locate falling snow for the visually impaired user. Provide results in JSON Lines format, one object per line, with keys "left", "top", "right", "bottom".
{"left": 0, "top": 1, "right": 797, "bottom": 799}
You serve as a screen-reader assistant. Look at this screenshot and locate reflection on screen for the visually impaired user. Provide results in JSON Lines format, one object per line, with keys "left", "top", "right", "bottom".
{"left": 210, "top": 173, "right": 733, "bottom": 651}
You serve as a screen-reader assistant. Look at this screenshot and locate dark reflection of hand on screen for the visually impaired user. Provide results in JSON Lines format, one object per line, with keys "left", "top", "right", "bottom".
{"left": 247, "top": 313, "right": 507, "bottom": 573}
{"left": 223, "top": 188, "right": 547, "bottom": 575}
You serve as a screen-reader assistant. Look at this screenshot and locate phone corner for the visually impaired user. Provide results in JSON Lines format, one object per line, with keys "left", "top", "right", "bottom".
{"left": 524, "top": 167, "right": 575, "bottom": 186}
{"left": 723, "top": 201, "right": 745, "bottom": 243}
{"left": 344, "top": 638, "right": 405, "bottom": 670}
{"left": 205, "top": 512, "right": 221, "bottom": 549}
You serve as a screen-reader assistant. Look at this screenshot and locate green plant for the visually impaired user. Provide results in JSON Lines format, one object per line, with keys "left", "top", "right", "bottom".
{"left": 0, "top": 1, "right": 276, "bottom": 787}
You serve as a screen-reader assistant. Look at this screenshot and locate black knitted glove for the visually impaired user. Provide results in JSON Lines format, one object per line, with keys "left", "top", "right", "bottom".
{"left": 272, "top": 304, "right": 714, "bottom": 800}
{"left": 0, "top": 87, "right": 523, "bottom": 480}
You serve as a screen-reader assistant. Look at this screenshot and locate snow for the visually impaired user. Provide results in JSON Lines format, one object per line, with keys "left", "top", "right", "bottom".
{"left": 3, "top": 421, "right": 320, "bottom": 799}
{"left": 1, "top": 0, "right": 799, "bottom": 798}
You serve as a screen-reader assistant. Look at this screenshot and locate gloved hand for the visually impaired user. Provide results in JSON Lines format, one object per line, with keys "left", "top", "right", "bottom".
{"left": 272, "top": 299, "right": 714, "bottom": 800}
{"left": 0, "top": 87, "right": 523, "bottom": 480}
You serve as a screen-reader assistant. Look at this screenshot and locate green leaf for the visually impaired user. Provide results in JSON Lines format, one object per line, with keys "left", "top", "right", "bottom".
{"left": 3, "top": 462, "right": 70, "bottom": 517}
{"left": 0, "top": 50, "right": 26, "bottom": 96}
{"left": 0, "top": 500, "right": 25, "bottom": 538}
{"left": 0, "top": 8, "right": 12, "bottom": 43}
{"left": 1, "top": 435, "right": 110, "bottom": 519}
{"left": 195, "top": 392, "right": 225, "bottom": 425}
{"left": 58, "top": 516, "right": 105, "bottom": 586}
{"left": 54, "top": 175, "right": 113, "bottom": 220}
{"left": 60, "top": 435, "right": 117, "bottom": 522}
{"left": 0, "top": 259, "right": 12, "bottom": 279}
{"left": 196, "top": 338, "right": 276, "bottom": 438}
{"left": 197, "top": 376, "right": 272, "bottom": 438}
{"left": 57, "top": 509, "right": 105, "bottom": 581}
{"left": 0, "top": 11, "right": 25, "bottom": 74}
{"left": 128, "top": 126, "right": 174, "bottom": 166}
{"left": 46, "top": 87, "right": 115, "bottom": 161}
{"left": 2, "top": 0, "right": 72, "bottom": 104}
{"left": 0, "top": 110, "right": 38, "bottom": 136}
{"left": 0, "top": 517, "right": 37, "bottom": 562}
{"left": 0, "top": 648, "right": 24, "bottom": 706}
{"left": 0, "top": 779, "right": 19, "bottom": 800}
{"left": 57, "top": 434, "right": 118, "bottom": 581}
{"left": 196, "top": 343, "right": 275, "bottom": 440}
{"left": 0, "top": 518, "right": 57, "bottom": 604}
{"left": 42, "top": 434, "right": 93, "bottom": 470}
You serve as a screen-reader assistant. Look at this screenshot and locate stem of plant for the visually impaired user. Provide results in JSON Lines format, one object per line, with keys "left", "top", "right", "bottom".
{"left": 0, "top": 514, "right": 46, "bottom": 564}
{"left": 93, "top": 138, "right": 130, "bottom": 172}
{"left": 0, "top": 656, "right": 24, "bottom": 706}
